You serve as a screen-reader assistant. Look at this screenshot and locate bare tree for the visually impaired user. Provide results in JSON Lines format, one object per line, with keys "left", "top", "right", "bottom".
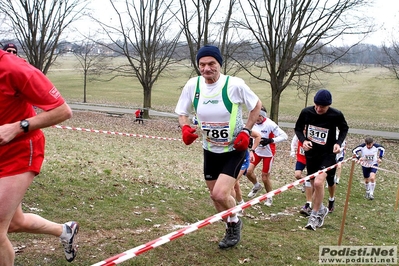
{"left": 0, "top": 14, "right": 12, "bottom": 44}
{"left": 72, "top": 39, "right": 112, "bottom": 103}
{"left": 236, "top": 0, "right": 373, "bottom": 122}
{"left": 0, "top": 0, "right": 87, "bottom": 74}
{"left": 177, "top": 0, "right": 221, "bottom": 75}
{"left": 381, "top": 42, "right": 399, "bottom": 79}
{"left": 178, "top": 0, "right": 250, "bottom": 77}
{"left": 216, "top": 0, "right": 250, "bottom": 76}
{"left": 91, "top": 0, "right": 181, "bottom": 118}
{"left": 294, "top": 67, "right": 324, "bottom": 108}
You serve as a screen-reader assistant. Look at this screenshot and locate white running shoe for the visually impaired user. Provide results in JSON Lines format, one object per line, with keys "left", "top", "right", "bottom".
{"left": 369, "top": 193, "right": 374, "bottom": 200}
{"left": 305, "top": 214, "right": 319, "bottom": 231}
{"left": 60, "top": 221, "right": 79, "bottom": 262}
{"left": 300, "top": 203, "right": 312, "bottom": 216}
{"left": 317, "top": 206, "right": 329, "bottom": 227}
{"left": 247, "top": 184, "right": 263, "bottom": 198}
{"left": 264, "top": 197, "right": 273, "bottom": 207}
{"left": 365, "top": 190, "right": 370, "bottom": 199}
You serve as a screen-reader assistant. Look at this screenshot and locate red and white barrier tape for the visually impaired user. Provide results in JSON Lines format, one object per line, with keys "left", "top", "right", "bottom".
{"left": 51, "top": 125, "right": 399, "bottom": 169}
{"left": 354, "top": 159, "right": 398, "bottom": 174}
{"left": 50, "top": 125, "right": 398, "bottom": 262}
{"left": 91, "top": 157, "right": 352, "bottom": 266}
{"left": 51, "top": 125, "right": 182, "bottom": 142}
{"left": 380, "top": 158, "right": 399, "bottom": 166}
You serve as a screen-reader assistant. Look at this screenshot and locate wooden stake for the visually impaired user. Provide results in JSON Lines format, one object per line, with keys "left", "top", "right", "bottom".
{"left": 395, "top": 185, "right": 399, "bottom": 211}
{"left": 338, "top": 159, "right": 355, "bottom": 246}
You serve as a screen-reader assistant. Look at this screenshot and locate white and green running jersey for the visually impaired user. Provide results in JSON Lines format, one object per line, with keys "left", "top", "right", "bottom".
{"left": 175, "top": 74, "right": 259, "bottom": 153}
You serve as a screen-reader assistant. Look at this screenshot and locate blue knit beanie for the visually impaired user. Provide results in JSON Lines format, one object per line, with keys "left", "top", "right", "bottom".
{"left": 314, "top": 89, "right": 332, "bottom": 106}
{"left": 3, "top": 43, "right": 17, "bottom": 53}
{"left": 196, "top": 45, "right": 223, "bottom": 66}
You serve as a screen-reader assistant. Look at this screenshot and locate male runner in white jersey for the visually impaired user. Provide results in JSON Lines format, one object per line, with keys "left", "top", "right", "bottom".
{"left": 175, "top": 45, "right": 262, "bottom": 249}
{"left": 352, "top": 136, "right": 385, "bottom": 200}
{"left": 295, "top": 89, "right": 348, "bottom": 231}
{"left": 246, "top": 106, "right": 288, "bottom": 206}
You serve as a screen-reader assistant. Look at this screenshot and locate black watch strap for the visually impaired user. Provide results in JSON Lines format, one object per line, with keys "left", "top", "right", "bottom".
{"left": 20, "top": 119, "right": 29, "bottom": 133}
{"left": 242, "top": 128, "right": 251, "bottom": 135}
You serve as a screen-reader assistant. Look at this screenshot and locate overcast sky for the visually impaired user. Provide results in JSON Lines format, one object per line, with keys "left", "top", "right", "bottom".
{"left": 83, "top": 0, "right": 399, "bottom": 46}
{"left": 363, "top": 0, "right": 399, "bottom": 45}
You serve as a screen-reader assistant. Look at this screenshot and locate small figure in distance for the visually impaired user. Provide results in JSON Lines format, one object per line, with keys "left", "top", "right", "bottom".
{"left": 134, "top": 108, "right": 144, "bottom": 124}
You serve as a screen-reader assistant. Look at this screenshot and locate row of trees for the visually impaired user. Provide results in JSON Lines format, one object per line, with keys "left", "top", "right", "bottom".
{"left": 1, "top": 0, "right": 398, "bottom": 122}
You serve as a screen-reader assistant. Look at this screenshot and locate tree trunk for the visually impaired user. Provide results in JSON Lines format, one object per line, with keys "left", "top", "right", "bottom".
{"left": 83, "top": 69, "right": 87, "bottom": 103}
{"left": 269, "top": 90, "right": 282, "bottom": 124}
{"left": 143, "top": 87, "right": 152, "bottom": 119}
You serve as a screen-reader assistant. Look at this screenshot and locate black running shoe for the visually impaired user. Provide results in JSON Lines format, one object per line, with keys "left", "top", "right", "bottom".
{"left": 218, "top": 219, "right": 243, "bottom": 249}
{"left": 328, "top": 200, "right": 335, "bottom": 213}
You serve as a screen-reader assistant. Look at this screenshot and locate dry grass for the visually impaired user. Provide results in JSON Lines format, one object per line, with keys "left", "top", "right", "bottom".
{"left": 10, "top": 111, "right": 399, "bottom": 266}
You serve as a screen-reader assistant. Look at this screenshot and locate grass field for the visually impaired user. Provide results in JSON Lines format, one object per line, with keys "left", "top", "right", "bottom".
{"left": 10, "top": 57, "right": 399, "bottom": 265}
{"left": 47, "top": 56, "right": 399, "bottom": 132}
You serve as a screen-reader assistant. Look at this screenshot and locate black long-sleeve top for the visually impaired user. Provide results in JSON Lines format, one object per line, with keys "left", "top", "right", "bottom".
{"left": 294, "top": 106, "right": 349, "bottom": 155}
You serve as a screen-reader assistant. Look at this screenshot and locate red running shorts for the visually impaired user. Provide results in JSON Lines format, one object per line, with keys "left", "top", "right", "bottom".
{"left": 0, "top": 132, "right": 45, "bottom": 178}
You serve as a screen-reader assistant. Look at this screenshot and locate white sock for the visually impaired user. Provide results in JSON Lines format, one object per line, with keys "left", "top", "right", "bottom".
{"left": 59, "top": 224, "right": 67, "bottom": 238}
{"left": 370, "top": 182, "right": 376, "bottom": 194}
{"left": 227, "top": 215, "right": 239, "bottom": 223}
{"left": 254, "top": 182, "right": 261, "bottom": 188}
{"left": 329, "top": 197, "right": 335, "bottom": 201}
{"left": 237, "top": 200, "right": 245, "bottom": 205}
{"left": 365, "top": 182, "right": 370, "bottom": 191}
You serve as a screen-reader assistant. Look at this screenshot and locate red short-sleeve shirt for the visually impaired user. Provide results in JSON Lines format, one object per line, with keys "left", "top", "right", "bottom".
{"left": 0, "top": 51, "right": 65, "bottom": 142}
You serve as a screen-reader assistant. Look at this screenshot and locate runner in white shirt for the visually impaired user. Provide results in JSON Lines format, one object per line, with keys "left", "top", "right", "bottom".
{"left": 352, "top": 136, "right": 385, "bottom": 200}
{"left": 245, "top": 106, "right": 288, "bottom": 206}
{"left": 175, "top": 45, "right": 262, "bottom": 249}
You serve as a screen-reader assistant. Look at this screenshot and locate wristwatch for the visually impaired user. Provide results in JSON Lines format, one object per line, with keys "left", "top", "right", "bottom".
{"left": 242, "top": 128, "right": 252, "bottom": 135}
{"left": 20, "top": 119, "right": 30, "bottom": 133}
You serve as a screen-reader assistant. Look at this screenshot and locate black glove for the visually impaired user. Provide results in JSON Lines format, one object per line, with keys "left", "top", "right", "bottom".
{"left": 259, "top": 137, "right": 273, "bottom": 146}
{"left": 248, "top": 137, "right": 254, "bottom": 148}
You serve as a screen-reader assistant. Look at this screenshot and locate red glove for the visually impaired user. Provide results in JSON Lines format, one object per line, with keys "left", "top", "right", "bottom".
{"left": 181, "top": 125, "right": 198, "bottom": 145}
{"left": 233, "top": 129, "right": 250, "bottom": 151}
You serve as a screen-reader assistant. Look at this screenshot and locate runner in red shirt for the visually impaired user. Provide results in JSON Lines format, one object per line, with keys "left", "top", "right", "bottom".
{"left": 134, "top": 108, "right": 144, "bottom": 124}
{"left": 290, "top": 134, "right": 313, "bottom": 216}
{"left": 0, "top": 50, "right": 79, "bottom": 264}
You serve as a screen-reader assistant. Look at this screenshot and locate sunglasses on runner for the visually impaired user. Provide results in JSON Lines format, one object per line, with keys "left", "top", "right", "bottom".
{"left": 6, "top": 49, "right": 17, "bottom": 54}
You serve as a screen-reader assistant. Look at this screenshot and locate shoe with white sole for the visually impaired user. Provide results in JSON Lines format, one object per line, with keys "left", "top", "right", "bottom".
{"left": 247, "top": 184, "right": 263, "bottom": 198}
{"left": 60, "top": 221, "right": 79, "bottom": 262}
{"left": 264, "top": 197, "right": 273, "bottom": 207}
